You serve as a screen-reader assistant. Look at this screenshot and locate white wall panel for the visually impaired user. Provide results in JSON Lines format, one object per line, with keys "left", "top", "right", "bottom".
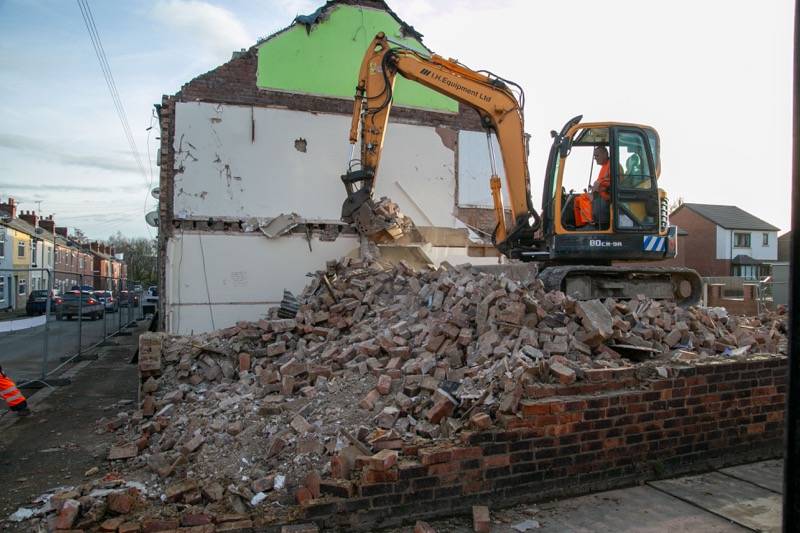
{"left": 173, "top": 102, "right": 458, "bottom": 227}
{"left": 165, "top": 231, "right": 359, "bottom": 335}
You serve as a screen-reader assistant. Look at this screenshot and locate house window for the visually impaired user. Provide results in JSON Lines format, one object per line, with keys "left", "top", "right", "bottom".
{"left": 0, "top": 277, "right": 4, "bottom": 301}
{"left": 17, "top": 240, "right": 24, "bottom": 258}
{"left": 48, "top": 247, "right": 52, "bottom": 265}
{"left": 0, "top": 234, "right": 4, "bottom": 259}
{"left": 18, "top": 278, "right": 26, "bottom": 295}
{"left": 54, "top": 247, "right": 58, "bottom": 264}
{"left": 31, "top": 240, "right": 37, "bottom": 267}
{"left": 734, "top": 232, "right": 751, "bottom": 248}
{"left": 762, "top": 232, "right": 769, "bottom": 246}
{"left": 79, "top": 256, "right": 84, "bottom": 269}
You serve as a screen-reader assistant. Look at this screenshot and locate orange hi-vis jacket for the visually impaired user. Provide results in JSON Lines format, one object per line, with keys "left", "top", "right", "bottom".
{"left": 0, "top": 372, "right": 26, "bottom": 409}
{"left": 595, "top": 161, "right": 611, "bottom": 201}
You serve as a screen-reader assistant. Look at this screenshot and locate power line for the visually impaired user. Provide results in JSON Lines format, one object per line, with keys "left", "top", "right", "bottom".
{"left": 76, "top": 0, "right": 148, "bottom": 183}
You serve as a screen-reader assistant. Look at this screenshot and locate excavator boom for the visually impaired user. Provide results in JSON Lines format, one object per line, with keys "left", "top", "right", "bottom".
{"left": 342, "top": 32, "right": 539, "bottom": 251}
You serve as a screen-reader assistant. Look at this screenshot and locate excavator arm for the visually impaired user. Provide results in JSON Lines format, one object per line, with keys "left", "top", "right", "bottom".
{"left": 341, "top": 33, "right": 540, "bottom": 256}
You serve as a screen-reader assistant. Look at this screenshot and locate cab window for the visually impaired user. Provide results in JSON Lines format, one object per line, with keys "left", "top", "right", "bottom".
{"left": 617, "top": 131, "right": 653, "bottom": 190}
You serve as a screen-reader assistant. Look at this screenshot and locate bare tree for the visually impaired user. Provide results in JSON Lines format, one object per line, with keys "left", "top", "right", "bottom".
{"left": 108, "top": 232, "right": 157, "bottom": 285}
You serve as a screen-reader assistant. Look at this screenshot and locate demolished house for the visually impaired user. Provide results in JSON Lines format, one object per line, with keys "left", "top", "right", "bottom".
{"left": 157, "top": 0, "right": 512, "bottom": 335}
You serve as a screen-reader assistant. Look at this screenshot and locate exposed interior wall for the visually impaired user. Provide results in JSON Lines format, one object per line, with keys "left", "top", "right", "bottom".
{"left": 165, "top": 231, "right": 360, "bottom": 335}
{"left": 172, "top": 102, "right": 460, "bottom": 227}
{"left": 257, "top": 4, "right": 457, "bottom": 113}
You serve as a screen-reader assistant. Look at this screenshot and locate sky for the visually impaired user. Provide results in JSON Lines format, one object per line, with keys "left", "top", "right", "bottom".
{"left": 0, "top": 0, "right": 794, "bottom": 239}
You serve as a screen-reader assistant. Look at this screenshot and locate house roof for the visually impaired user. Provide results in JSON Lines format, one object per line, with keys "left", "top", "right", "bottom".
{"left": 258, "top": 0, "right": 426, "bottom": 49}
{"left": 1, "top": 217, "right": 38, "bottom": 237}
{"left": 732, "top": 254, "right": 763, "bottom": 265}
{"left": 677, "top": 203, "right": 780, "bottom": 231}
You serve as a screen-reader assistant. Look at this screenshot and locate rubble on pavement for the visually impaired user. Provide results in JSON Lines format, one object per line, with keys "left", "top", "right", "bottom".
{"left": 7, "top": 255, "right": 787, "bottom": 530}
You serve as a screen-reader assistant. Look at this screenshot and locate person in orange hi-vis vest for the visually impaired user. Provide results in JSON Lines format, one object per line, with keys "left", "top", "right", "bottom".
{"left": 0, "top": 366, "right": 30, "bottom": 416}
{"left": 592, "top": 146, "right": 612, "bottom": 201}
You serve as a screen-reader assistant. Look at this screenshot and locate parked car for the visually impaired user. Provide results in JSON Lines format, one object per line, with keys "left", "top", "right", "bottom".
{"left": 119, "top": 290, "right": 140, "bottom": 307}
{"left": 56, "top": 291, "right": 105, "bottom": 321}
{"left": 143, "top": 286, "right": 159, "bottom": 315}
{"left": 25, "top": 290, "right": 56, "bottom": 316}
{"left": 93, "top": 290, "right": 118, "bottom": 312}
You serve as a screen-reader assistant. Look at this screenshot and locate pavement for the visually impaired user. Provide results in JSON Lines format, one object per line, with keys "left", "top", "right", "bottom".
{"left": 0, "top": 305, "right": 143, "bottom": 382}
{"left": 386, "top": 460, "right": 784, "bottom": 533}
{"left": 0, "top": 318, "right": 145, "bottom": 531}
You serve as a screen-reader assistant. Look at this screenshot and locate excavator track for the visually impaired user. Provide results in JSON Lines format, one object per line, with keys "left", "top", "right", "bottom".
{"left": 537, "top": 265, "right": 703, "bottom": 307}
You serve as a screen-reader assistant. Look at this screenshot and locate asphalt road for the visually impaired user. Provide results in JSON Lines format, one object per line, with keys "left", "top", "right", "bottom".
{"left": 0, "top": 306, "right": 145, "bottom": 382}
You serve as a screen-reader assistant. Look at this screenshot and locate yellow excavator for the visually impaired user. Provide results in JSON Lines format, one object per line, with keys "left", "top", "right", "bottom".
{"left": 341, "top": 33, "right": 701, "bottom": 304}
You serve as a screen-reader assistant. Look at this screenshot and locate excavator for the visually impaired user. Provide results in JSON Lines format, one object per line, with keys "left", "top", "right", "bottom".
{"left": 341, "top": 33, "right": 702, "bottom": 305}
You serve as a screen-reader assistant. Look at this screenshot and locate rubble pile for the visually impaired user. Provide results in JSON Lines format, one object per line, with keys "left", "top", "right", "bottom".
{"left": 9, "top": 257, "right": 787, "bottom": 530}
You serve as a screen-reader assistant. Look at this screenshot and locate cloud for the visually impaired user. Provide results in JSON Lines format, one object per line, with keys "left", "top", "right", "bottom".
{"left": 152, "top": 0, "right": 254, "bottom": 60}
{"left": 0, "top": 133, "right": 141, "bottom": 174}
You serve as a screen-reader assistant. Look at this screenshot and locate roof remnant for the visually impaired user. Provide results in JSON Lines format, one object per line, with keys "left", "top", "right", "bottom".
{"left": 677, "top": 203, "right": 780, "bottom": 232}
{"left": 259, "top": 0, "right": 424, "bottom": 47}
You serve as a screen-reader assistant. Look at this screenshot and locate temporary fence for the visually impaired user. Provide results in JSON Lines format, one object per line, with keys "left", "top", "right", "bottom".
{"left": 0, "top": 267, "right": 152, "bottom": 388}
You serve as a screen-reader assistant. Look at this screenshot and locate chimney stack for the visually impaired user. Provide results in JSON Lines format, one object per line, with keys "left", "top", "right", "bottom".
{"left": 39, "top": 215, "right": 55, "bottom": 234}
{"left": 19, "top": 210, "right": 38, "bottom": 227}
{"left": 55, "top": 227, "right": 68, "bottom": 237}
{"left": 0, "top": 197, "right": 17, "bottom": 219}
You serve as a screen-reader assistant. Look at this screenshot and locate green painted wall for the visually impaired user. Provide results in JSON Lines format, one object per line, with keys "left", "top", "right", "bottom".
{"left": 257, "top": 5, "right": 457, "bottom": 113}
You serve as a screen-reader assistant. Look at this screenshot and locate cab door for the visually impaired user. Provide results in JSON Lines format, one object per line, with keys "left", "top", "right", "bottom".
{"left": 610, "top": 127, "right": 660, "bottom": 233}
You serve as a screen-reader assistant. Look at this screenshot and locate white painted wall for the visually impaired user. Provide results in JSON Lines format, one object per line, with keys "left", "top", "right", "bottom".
{"left": 173, "top": 102, "right": 459, "bottom": 227}
{"left": 165, "top": 231, "right": 360, "bottom": 335}
{"left": 715, "top": 225, "right": 777, "bottom": 260}
{"left": 457, "top": 130, "right": 510, "bottom": 208}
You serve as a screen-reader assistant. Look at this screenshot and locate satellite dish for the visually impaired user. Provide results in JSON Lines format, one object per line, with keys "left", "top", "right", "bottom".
{"left": 151, "top": 187, "right": 160, "bottom": 199}
{"left": 145, "top": 211, "right": 159, "bottom": 227}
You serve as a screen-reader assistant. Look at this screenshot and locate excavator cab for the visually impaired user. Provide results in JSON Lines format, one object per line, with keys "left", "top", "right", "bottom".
{"left": 542, "top": 117, "right": 673, "bottom": 262}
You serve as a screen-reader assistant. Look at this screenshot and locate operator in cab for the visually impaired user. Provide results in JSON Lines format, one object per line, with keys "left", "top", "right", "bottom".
{"left": 591, "top": 146, "right": 611, "bottom": 228}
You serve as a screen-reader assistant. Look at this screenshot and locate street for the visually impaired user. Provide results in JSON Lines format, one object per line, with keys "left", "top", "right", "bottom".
{"left": 0, "top": 306, "right": 143, "bottom": 382}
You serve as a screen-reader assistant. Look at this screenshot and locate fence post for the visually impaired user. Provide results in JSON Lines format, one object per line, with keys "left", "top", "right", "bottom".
{"left": 77, "top": 273, "right": 83, "bottom": 356}
{"left": 40, "top": 269, "right": 52, "bottom": 381}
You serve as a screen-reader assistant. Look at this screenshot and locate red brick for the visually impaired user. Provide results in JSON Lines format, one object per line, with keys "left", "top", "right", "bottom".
{"left": 414, "top": 521, "right": 437, "bottom": 533}
{"left": 362, "top": 468, "right": 399, "bottom": 483}
{"left": 305, "top": 470, "right": 321, "bottom": 499}
{"left": 483, "top": 454, "right": 510, "bottom": 468}
{"left": 473, "top": 505, "right": 490, "bottom": 533}
{"left": 356, "top": 449, "right": 398, "bottom": 471}
{"left": 296, "top": 486, "right": 314, "bottom": 505}
{"left": 469, "top": 413, "right": 492, "bottom": 430}
{"left": 427, "top": 396, "right": 456, "bottom": 423}
{"left": 141, "top": 519, "right": 180, "bottom": 532}
{"left": 451, "top": 446, "right": 483, "bottom": 461}
{"left": 428, "top": 461, "right": 460, "bottom": 476}
{"left": 419, "top": 448, "right": 453, "bottom": 465}
{"left": 54, "top": 499, "right": 80, "bottom": 530}
{"left": 107, "top": 491, "right": 136, "bottom": 514}
{"left": 376, "top": 374, "right": 392, "bottom": 395}
{"left": 238, "top": 352, "right": 251, "bottom": 372}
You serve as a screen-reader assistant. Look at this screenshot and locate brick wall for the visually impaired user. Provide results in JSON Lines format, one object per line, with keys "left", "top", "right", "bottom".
{"left": 670, "top": 207, "right": 730, "bottom": 276}
{"left": 291, "top": 356, "right": 785, "bottom": 531}
{"left": 175, "top": 49, "right": 483, "bottom": 132}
